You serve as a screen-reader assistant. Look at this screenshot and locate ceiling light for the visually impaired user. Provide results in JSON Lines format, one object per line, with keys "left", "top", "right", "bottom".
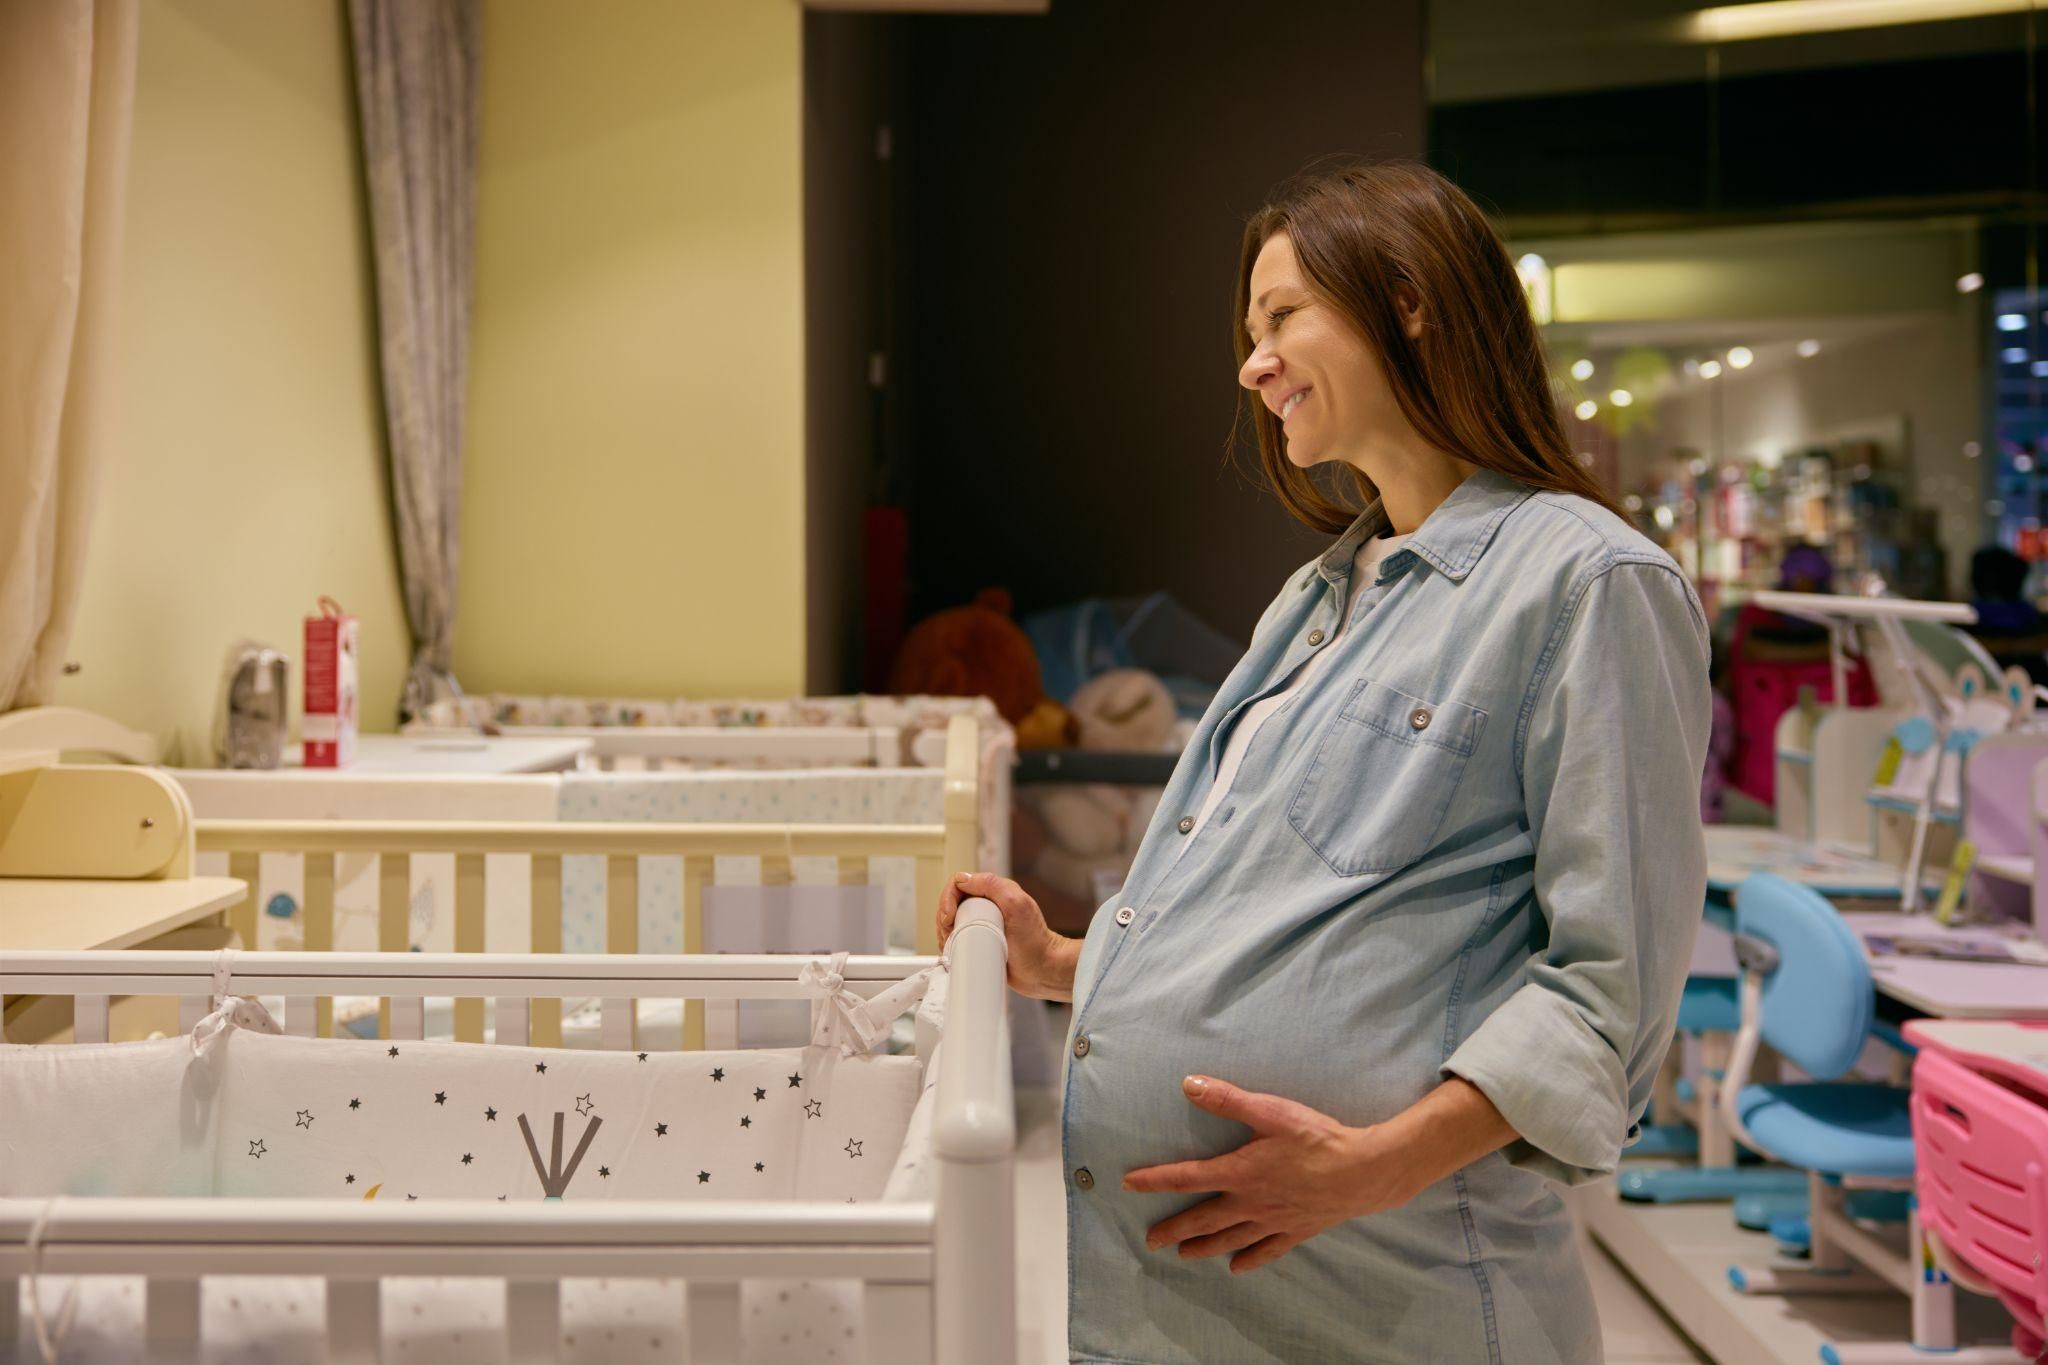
{"left": 1796, "top": 339, "right": 1821, "bottom": 358}
{"left": 1575, "top": 400, "right": 1599, "bottom": 421}
{"left": 1699, "top": 359, "right": 1724, "bottom": 379}
{"left": 1570, "top": 358, "right": 1595, "bottom": 382}
{"left": 2031, "top": 361, "right": 2048, "bottom": 378}
{"left": 1687, "top": 1, "right": 2029, "bottom": 45}
{"left": 1682, "top": 358, "right": 1701, "bottom": 377}
{"left": 2000, "top": 313, "right": 2028, "bottom": 332}
{"left": 2017, "top": 454, "right": 2037, "bottom": 474}
{"left": 1653, "top": 506, "right": 1675, "bottom": 530}
{"left": 1610, "top": 390, "right": 1634, "bottom": 408}
{"left": 1726, "top": 346, "right": 1754, "bottom": 369}
{"left": 1958, "top": 273, "right": 1986, "bottom": 294}
{"left": 2004, "top": 348, "right": 2031, "bottom": 364}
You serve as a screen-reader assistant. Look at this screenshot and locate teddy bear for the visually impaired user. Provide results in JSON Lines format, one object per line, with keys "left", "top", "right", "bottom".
{"left": 1015, "top": 668, "right": 1185, "bottom": 930}
{"left": 887, "top": 588, "right": 1077, "bottom": 750}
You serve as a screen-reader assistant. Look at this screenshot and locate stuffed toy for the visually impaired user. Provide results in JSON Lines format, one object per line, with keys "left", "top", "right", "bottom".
{"left": 1017, "top": 667, "right": 1184, "bottom": 929}
{"left": 888, "top": 588, "right": 1077, "bottom": 750}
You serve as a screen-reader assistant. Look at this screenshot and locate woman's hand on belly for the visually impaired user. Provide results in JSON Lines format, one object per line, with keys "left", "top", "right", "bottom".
{"left": 1123, "top": 1074, "right": 1516, "bottom": 1274}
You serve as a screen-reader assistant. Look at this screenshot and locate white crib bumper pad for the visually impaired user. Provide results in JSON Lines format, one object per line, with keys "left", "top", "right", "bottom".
{"left": 0, "top": 957, "right": 957, "bottom": 1365}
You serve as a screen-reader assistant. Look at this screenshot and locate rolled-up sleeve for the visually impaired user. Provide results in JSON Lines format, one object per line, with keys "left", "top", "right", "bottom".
{"left": 1441, "top": 559, "right": 1711, "bottom": 1184}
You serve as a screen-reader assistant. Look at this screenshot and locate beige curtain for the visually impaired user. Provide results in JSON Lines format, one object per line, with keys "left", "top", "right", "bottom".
{"left": 0, "top": 0, "right": 140, "bottom": 712}
{"left": 348, "top": 0, "right": 481, "bottom": 721}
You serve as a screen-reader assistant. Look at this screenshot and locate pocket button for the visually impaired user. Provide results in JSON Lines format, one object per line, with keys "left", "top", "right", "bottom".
{"left": 1410, "top": 707, "right": 1433, "bottom": 732}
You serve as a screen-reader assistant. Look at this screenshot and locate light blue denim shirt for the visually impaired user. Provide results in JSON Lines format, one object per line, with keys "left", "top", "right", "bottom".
{"left": 1063, "top": 470, "right": 1711, "bottom": 1364}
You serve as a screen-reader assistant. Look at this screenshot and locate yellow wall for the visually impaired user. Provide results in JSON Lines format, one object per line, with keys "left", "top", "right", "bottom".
{"left": 458, "top": 0, "right": 805, "bottom": 699}
{"left": 57, "top": 0, "right": 407, "bottom": 764}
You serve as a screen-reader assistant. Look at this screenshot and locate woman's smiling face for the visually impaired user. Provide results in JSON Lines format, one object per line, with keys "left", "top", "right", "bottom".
{"left": 1238, "top": 231, "right": 1404, "bottom": 472}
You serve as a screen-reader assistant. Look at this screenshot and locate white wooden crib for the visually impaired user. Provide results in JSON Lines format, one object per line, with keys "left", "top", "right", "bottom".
{"left": 0, "top": 901, "right": 1015, "bottom": 1365}
{"left": 183, "top": 714, "right": 992, "bottom": 979}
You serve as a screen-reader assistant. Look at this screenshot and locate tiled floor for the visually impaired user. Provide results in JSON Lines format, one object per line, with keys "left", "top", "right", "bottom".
{"left": 1010, "top": 1086, "right": 1711, "bottom": 1364}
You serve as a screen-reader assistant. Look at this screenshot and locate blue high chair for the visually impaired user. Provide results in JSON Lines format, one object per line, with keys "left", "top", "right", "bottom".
{"left": 1718, "top": 874, "right": 2016, "bottom": 1364}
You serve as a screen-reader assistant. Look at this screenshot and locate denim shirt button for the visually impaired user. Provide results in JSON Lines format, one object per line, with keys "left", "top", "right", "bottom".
{"left": 1114, "top": 907, "right": 1135, "bottom": 927}
{"left": 1410, "top": 707, "right": 1433, "bottom": 731}
{"left": 1307, "top": 628, "right": 1327, "bottom": 647}
{"left": 1073, "top": 1167, "right": 1096, "bottom": 1191}
{"left": 1177, "top": 815, "right": 1195, "bottom": 834}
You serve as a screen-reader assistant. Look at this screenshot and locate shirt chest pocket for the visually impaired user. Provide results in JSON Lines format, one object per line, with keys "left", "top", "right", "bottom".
{"left": 1287, "top": 677, "right": 1488, "bottom": 877}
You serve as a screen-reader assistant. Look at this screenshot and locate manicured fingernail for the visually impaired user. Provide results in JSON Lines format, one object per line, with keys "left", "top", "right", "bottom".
{"left": 1183, "top": 1075, "right": 1207, "bottom": 1097}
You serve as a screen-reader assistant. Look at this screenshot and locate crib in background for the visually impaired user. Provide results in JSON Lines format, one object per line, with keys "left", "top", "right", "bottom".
{"left": 0, "top": 905, "right": 1015, "bottom": 1364}
{"left": 190, "top": 714, "right": 980, "bottom": 1048}
{"left": 407, "top": 691, "right": 1015, "bottom": 873}
{"left": 0, "top": 710, "right": 979, "bottom": 1058}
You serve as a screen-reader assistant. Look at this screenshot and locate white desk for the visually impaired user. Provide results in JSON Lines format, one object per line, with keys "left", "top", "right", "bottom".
{"left": 1906, "top": 1016, "right": 2048, "bottom": 1075}
{"left": 0, "top": 876, "right": 246, "bottom": 952}
{"left": 1705, "top": 826, "right": 1914, "bottom": 899}
{"left": 1839, "top": 910, "right": 2048, "bottom": 1019}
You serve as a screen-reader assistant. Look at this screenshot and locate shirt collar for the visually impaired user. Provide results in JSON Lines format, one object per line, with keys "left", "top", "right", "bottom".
{"left": 1315, "top": 468, "right": 1536, "bottom": 587}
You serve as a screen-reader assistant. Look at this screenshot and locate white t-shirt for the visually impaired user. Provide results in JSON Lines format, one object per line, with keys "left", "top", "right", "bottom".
{"left": 1183, "top": 530, "right": 1411, "bottom": 841}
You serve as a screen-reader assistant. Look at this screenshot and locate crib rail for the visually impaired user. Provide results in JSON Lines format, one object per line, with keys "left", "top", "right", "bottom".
{"left": 190, "top": 821, "right": 951, "bottom": 1046}
{"left": 404, "top": 723, "right": 908, "bottom": 771}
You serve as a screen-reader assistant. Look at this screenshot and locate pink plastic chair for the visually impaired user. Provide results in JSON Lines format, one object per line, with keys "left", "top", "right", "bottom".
{"left": 1907, "top": 1022, "right": 2048, "bottom": 1360}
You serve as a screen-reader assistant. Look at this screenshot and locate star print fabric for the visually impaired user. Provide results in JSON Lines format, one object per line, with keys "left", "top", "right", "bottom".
{"left": 208, "top": 1033, "right": 918, "bottom": 1203}
{"left": 0, "top": 1035, "right": 918, "bottom": 1205}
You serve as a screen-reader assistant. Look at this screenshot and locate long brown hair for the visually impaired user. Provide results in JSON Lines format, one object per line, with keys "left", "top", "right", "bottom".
{"left": 1233, "top": 160, "right": 1623, "bottom": 532}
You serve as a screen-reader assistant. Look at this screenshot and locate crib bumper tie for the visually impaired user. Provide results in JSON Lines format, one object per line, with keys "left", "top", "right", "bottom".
{"left": 801, "top": 951, "right": 938, "bottom": 1056}
{"left": 189, "top": 953, "right": 284, "bottom": 1056}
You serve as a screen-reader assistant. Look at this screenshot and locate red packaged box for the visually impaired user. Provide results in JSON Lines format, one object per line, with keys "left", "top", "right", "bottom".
{"left": 303, "top": 596, "right": 359, "bottom": 767}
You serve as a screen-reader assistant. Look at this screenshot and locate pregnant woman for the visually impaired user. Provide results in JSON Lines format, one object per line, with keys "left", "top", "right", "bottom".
{"left": 939, "top": 161, "right": 1710, "bottom": 1364}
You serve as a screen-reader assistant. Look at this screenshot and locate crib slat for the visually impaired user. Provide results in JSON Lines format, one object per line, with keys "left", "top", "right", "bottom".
{"left": 607, "top": 853, "right": 639, "bottom": 1050}
{"left": 839, "top": 854, "right": 871, "bottom": 888}
{"left": 390, "top": 994, "right": 425, "bottom": 1040}
{"left": 506, "top": 1281, "right": 560, "bottom": 1362}
{"left": 686, "top": 1281, "right": 739, "bottom": 1362}
{"left": 378, "top": 850, "right": 411, "bottom": 1039}
{"left": 530, "top": 853, "right": 563, "bottom": 1047}
{"left": 454, "top": 852, "right": 486, "bottom": 1043}
{"left": 864, "top": 1282, "right": 934, "bottom": 1365}
{"left": 144, "top": 1278, "right": 200, "bottom": 1364}
{"left": 497, "top": 997, "right": 530, "bottom": 1046}
{"left": 304, "top": 851, "right": 336, "bottom": 1037}
{"left": 0, "top": 1273, "right": 16, "bottom": 1365}
{"left": 228, "top": 850, "right": 260, "bottom": 948}
{"left": 601, "top": 997, "right": 635, "bottom": 1050}
{"left": 682, "top": 854, "right": 709, "bottom": 1051}
{"left": 326, "top": 1278, "right": 380, "bottom": 1363}
{"left": 286, "top": 995, "right": 319, "bottom": 1037}
{"left": 760, "top": 854, "right": 792, "bottom": 887}
{"left": 74, "top": 993, "right": 110, "bottom": 1043}
{"left": 914, "top": 854, "right": 944, "bottom": 956}
{"left": 607, "top": 853, "right": 639, "bottom": 953}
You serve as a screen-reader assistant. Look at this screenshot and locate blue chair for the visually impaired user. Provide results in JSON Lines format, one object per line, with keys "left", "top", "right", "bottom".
{"left": 1617, "top": 929, "right": 1809, "bottom": 1204}
{"left": 1719, "top": 875, "right": 1990, "bottom": 1363}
